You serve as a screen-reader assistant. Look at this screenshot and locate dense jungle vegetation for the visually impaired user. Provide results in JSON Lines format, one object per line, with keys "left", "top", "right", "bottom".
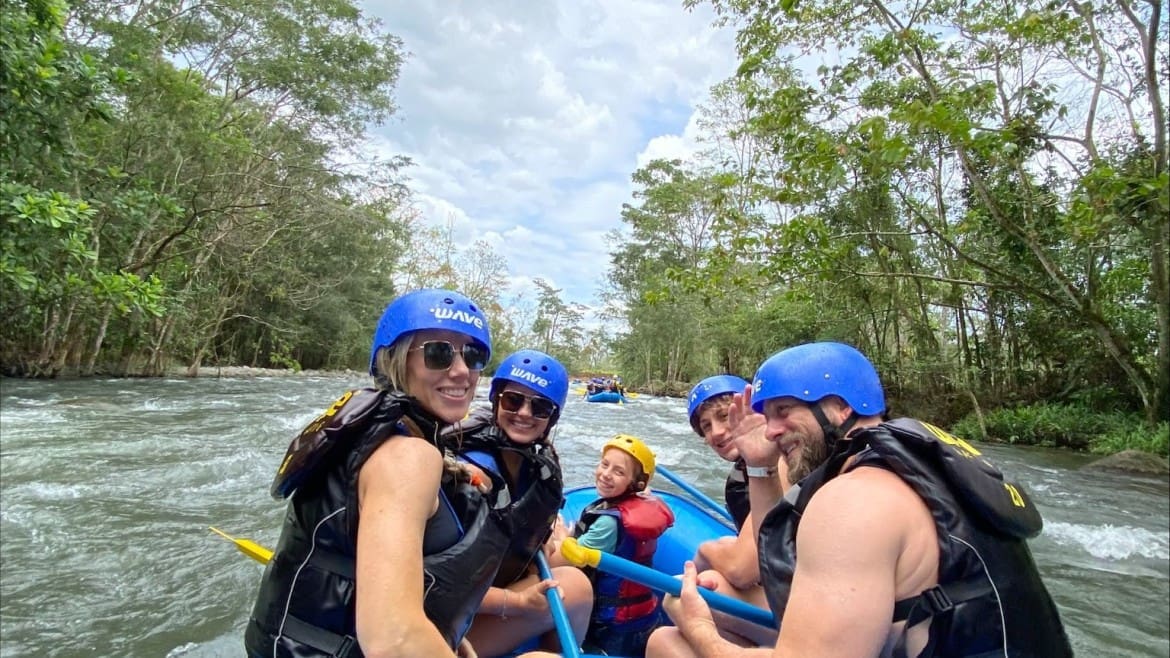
{"left": 2, "top": 0, "right": 1166, "bottom": 454}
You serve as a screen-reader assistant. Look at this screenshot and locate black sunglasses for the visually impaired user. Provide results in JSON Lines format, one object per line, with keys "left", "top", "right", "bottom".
{"left": 498, "top": 390, "right": 558, "bottom": 420}
{"left": 412, "top": 341, "right": 490, "bottom": 371}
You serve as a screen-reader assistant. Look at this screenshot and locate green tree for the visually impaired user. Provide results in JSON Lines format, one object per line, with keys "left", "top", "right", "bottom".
{"left": 1, "top": 0, "right": 164, "bottom": 375}
{"left": 1, "top": 0, "right": 414, "bottom": 376}
{"left": 530, "top": 278, "right": 589, "bottom": 370}
{"left": 688, "top": 0, "right": 1167, "bottom": 423}
{"left": 394, "top": 213, "right": 514, "bottom": 365}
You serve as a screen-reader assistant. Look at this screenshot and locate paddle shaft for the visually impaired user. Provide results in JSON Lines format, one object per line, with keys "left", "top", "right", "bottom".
{"left": 655, "top": 465, "right": 735, "bottom": 525}
{"left": 600, "top": 551, "right": 775, "bottom": 628}
{"left": 209, "top": 526, "right": 273, "bottom": 564}
{"left": 535, "top": 553, "right": 581, "bottom": 658}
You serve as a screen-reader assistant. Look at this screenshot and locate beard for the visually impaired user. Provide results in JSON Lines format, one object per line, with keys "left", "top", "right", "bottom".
{"left": 785, "top": 429, "right": 832, "bottom": 483}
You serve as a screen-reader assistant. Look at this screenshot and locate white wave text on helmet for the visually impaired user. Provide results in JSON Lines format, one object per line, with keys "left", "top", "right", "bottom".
{"left": 432, "top": 306, "right": 485, "bottom": 330}
{"left": 510, "top": 367, "right": 549, "bottom": 388}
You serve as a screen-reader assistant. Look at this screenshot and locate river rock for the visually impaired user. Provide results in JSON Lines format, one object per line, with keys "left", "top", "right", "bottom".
{"left": 1082, "top": 449, "right": 1169, "bottom": 475}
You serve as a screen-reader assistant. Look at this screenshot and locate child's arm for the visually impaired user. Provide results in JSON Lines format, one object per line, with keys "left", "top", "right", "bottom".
{"left": 576, "top": 514, "right": 619, "bottom": 553}
{"left": 549, "top": 513, "right": 620, "bottom": 567}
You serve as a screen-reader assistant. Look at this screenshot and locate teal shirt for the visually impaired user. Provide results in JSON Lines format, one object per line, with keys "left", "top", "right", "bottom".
{"left": 576, "top": 514, "right": 619, "bottom": 553}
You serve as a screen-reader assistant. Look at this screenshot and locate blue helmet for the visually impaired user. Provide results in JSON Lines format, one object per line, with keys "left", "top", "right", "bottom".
{"left": 750, "top": 342, "right": 885, "bottom": 416}
{"left": 687, "top": 375, "right": 749, "bottom": 435}
{"left": 490, "top": 349, "right": 570, "bottom": 412}
{"left": 368, "top": 289, "right": 492, "bottom": 375}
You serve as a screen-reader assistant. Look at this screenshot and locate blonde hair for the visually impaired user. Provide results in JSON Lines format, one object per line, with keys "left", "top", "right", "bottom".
{"left": 372, "top": 336, "right": 413, "bottom": 393}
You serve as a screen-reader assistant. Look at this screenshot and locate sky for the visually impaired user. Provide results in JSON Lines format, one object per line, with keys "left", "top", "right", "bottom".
{"left": 357, "top": 1, "right": 740, "bottom": 317}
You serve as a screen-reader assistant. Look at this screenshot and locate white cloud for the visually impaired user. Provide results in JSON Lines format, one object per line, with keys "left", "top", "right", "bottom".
{"left": 635, "top": 109, "right": 706, "bottom": 169}
{"left": 359, "top": 0, "right": 738, "bottom": 319}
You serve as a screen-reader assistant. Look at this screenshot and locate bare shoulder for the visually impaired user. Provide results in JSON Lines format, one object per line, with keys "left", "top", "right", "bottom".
{"left": 800, "top": 466, "right": 930, "bottom": 556}
{"left": 359, "top": 435, "right": 444, "bottom": 502}
{"left": 365, "top": 434, "right": 443, "bottom": 471}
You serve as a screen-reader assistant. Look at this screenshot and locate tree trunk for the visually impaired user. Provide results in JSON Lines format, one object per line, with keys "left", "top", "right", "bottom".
{"left": 83, "top": 304, "right": 114, "bottom": 376}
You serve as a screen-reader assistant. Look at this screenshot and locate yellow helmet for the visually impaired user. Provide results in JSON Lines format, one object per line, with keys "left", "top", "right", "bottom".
{"left": 603, "top": 434, "right": 656, "bottom": 484}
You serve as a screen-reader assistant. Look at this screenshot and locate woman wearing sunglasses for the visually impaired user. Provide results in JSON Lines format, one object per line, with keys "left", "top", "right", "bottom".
{"left": 446, "top": 350, "right": 594, "bottom": 657}
{"left": 246, "top": 289, "right": 509, "bottom": 658}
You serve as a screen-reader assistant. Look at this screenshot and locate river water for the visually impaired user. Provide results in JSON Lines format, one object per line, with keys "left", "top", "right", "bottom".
{"left": 1, "top": 375, "right": 1167, "bottom": 657}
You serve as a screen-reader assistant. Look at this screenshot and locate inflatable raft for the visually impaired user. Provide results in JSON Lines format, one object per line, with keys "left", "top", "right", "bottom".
{"left": 584, "top": 391, "right": 626, "bottom": 404}
{"left": 561, "top": 484, "right": 734, "bottom": 574}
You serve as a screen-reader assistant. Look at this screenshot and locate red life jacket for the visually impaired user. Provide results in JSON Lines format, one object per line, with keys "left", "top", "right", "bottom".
{"left": 574, "top": 492, "right": 674, "bottom": 624}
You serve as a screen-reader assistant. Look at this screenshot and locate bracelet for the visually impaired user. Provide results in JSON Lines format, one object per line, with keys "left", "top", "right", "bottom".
{"left": 500, "top": 589, "right": 509, "bottom": 620}
{"left": 745, "top": 465, "right": 778, "bottom": 478}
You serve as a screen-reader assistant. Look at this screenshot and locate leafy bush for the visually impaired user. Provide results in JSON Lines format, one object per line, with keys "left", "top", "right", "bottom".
{"left": 952, "top": 403, "right": 1167, "bottom": 456}
{"left": 1091, "top": 421, "right": 1170, "bottom": 456}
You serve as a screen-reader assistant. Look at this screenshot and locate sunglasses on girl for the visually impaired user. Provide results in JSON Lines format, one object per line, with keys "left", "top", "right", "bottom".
{"left": 498, "top": 390, "right": 558, "bottom": 419}
{"left": 412, "top": 341, "right": 490, "bottom": 371}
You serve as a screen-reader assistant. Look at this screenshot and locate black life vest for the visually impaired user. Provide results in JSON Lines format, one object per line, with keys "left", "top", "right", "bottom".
{"left": 245, "top": 389, "right": 510, "bottom": 657}
{"left": 446, "top": 406, "right": 565, "bottom": 586}
{"left": 757, "top": 418, "right": 1073, "bottom": 657}
{"left": 724, "top": 460, "right": 750, "bottom": 531}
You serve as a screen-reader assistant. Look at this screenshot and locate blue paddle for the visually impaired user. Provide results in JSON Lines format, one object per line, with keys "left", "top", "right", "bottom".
{"left": 559, "top": 538, "right": 777, "bottom": 629}
{"left": 534, "top": 552, "right": 581, "bottom": 658}
{"left": 655, "top": 465, "right": 735, "bottom": 525}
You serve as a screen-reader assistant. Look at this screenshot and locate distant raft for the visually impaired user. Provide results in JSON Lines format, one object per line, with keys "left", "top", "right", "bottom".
{"left": 584, "top": 390, "right": 626, "bottom": 404}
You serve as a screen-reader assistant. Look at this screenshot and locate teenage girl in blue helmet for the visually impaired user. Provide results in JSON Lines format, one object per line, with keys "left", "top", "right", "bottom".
{"left": 444, "top": 350, "right": 594, "bottom": 657}
{"left": 652, "top": 342, "right": 1072, "bottom": 658}
{"left": 246, "top": 289, "right": 508, "bottom": 658}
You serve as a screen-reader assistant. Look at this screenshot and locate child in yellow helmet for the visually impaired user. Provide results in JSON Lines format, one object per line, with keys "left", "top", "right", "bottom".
{"left": 560, "top": 435, "right": 675, "bottom": 656}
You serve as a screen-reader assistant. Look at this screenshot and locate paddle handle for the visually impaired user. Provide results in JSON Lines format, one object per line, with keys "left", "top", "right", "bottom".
{"left": 535, "top": 553, "right": 582, "bottom": 658}
{"left": 656, "top": 465, "right": 735, "bottom": 525}
{"left": 560, "top": 538, "right": 776, "bottom": 629}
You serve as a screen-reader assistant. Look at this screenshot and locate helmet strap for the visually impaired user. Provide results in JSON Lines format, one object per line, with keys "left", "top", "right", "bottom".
{"left": 809, "top": 403, "right": 860, "bottom": 452}
{"left": 397, "top": 396, "right": 443, "bottom": 449}
{"left": 541, "top": 412, "right": 560, "bottom": 442}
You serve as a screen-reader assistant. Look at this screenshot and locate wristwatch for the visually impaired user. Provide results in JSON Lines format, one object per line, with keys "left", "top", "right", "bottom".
{"left": 745, "top": 465, "right": 778, "bottom": 478}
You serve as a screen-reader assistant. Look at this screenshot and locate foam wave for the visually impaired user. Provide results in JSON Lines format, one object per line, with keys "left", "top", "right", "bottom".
{"left": 653, "top": 418, "right": 695, "bottom": 435}
{"left": 4, "top": 480, "right": 95, "bottom": 501}
{"left": 1045, "top": 521, "right": 1170, "bottom": 560}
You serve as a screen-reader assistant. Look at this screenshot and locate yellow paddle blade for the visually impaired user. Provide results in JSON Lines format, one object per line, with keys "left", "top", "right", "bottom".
{"left": 209, "top": 526, "right": 273, "bottom": 564}
{"left": 559, "top": 537, "right": 601, "bottom": 568}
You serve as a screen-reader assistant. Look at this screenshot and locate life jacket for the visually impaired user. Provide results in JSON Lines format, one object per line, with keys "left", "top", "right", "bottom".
{"left": 445, "top": 406, "right": 565, "bottom": 586}
{"left": 573, "top": 493, "right": 675, "bottom": 626}
{"left": 757, "top": 418, "right": 1073, "bottom": 657}
{"left": 245, "top": 389, "right": 510, "bottom": 657}
{"left": 724, "top": 460, "right": 750, "bottom": 531}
